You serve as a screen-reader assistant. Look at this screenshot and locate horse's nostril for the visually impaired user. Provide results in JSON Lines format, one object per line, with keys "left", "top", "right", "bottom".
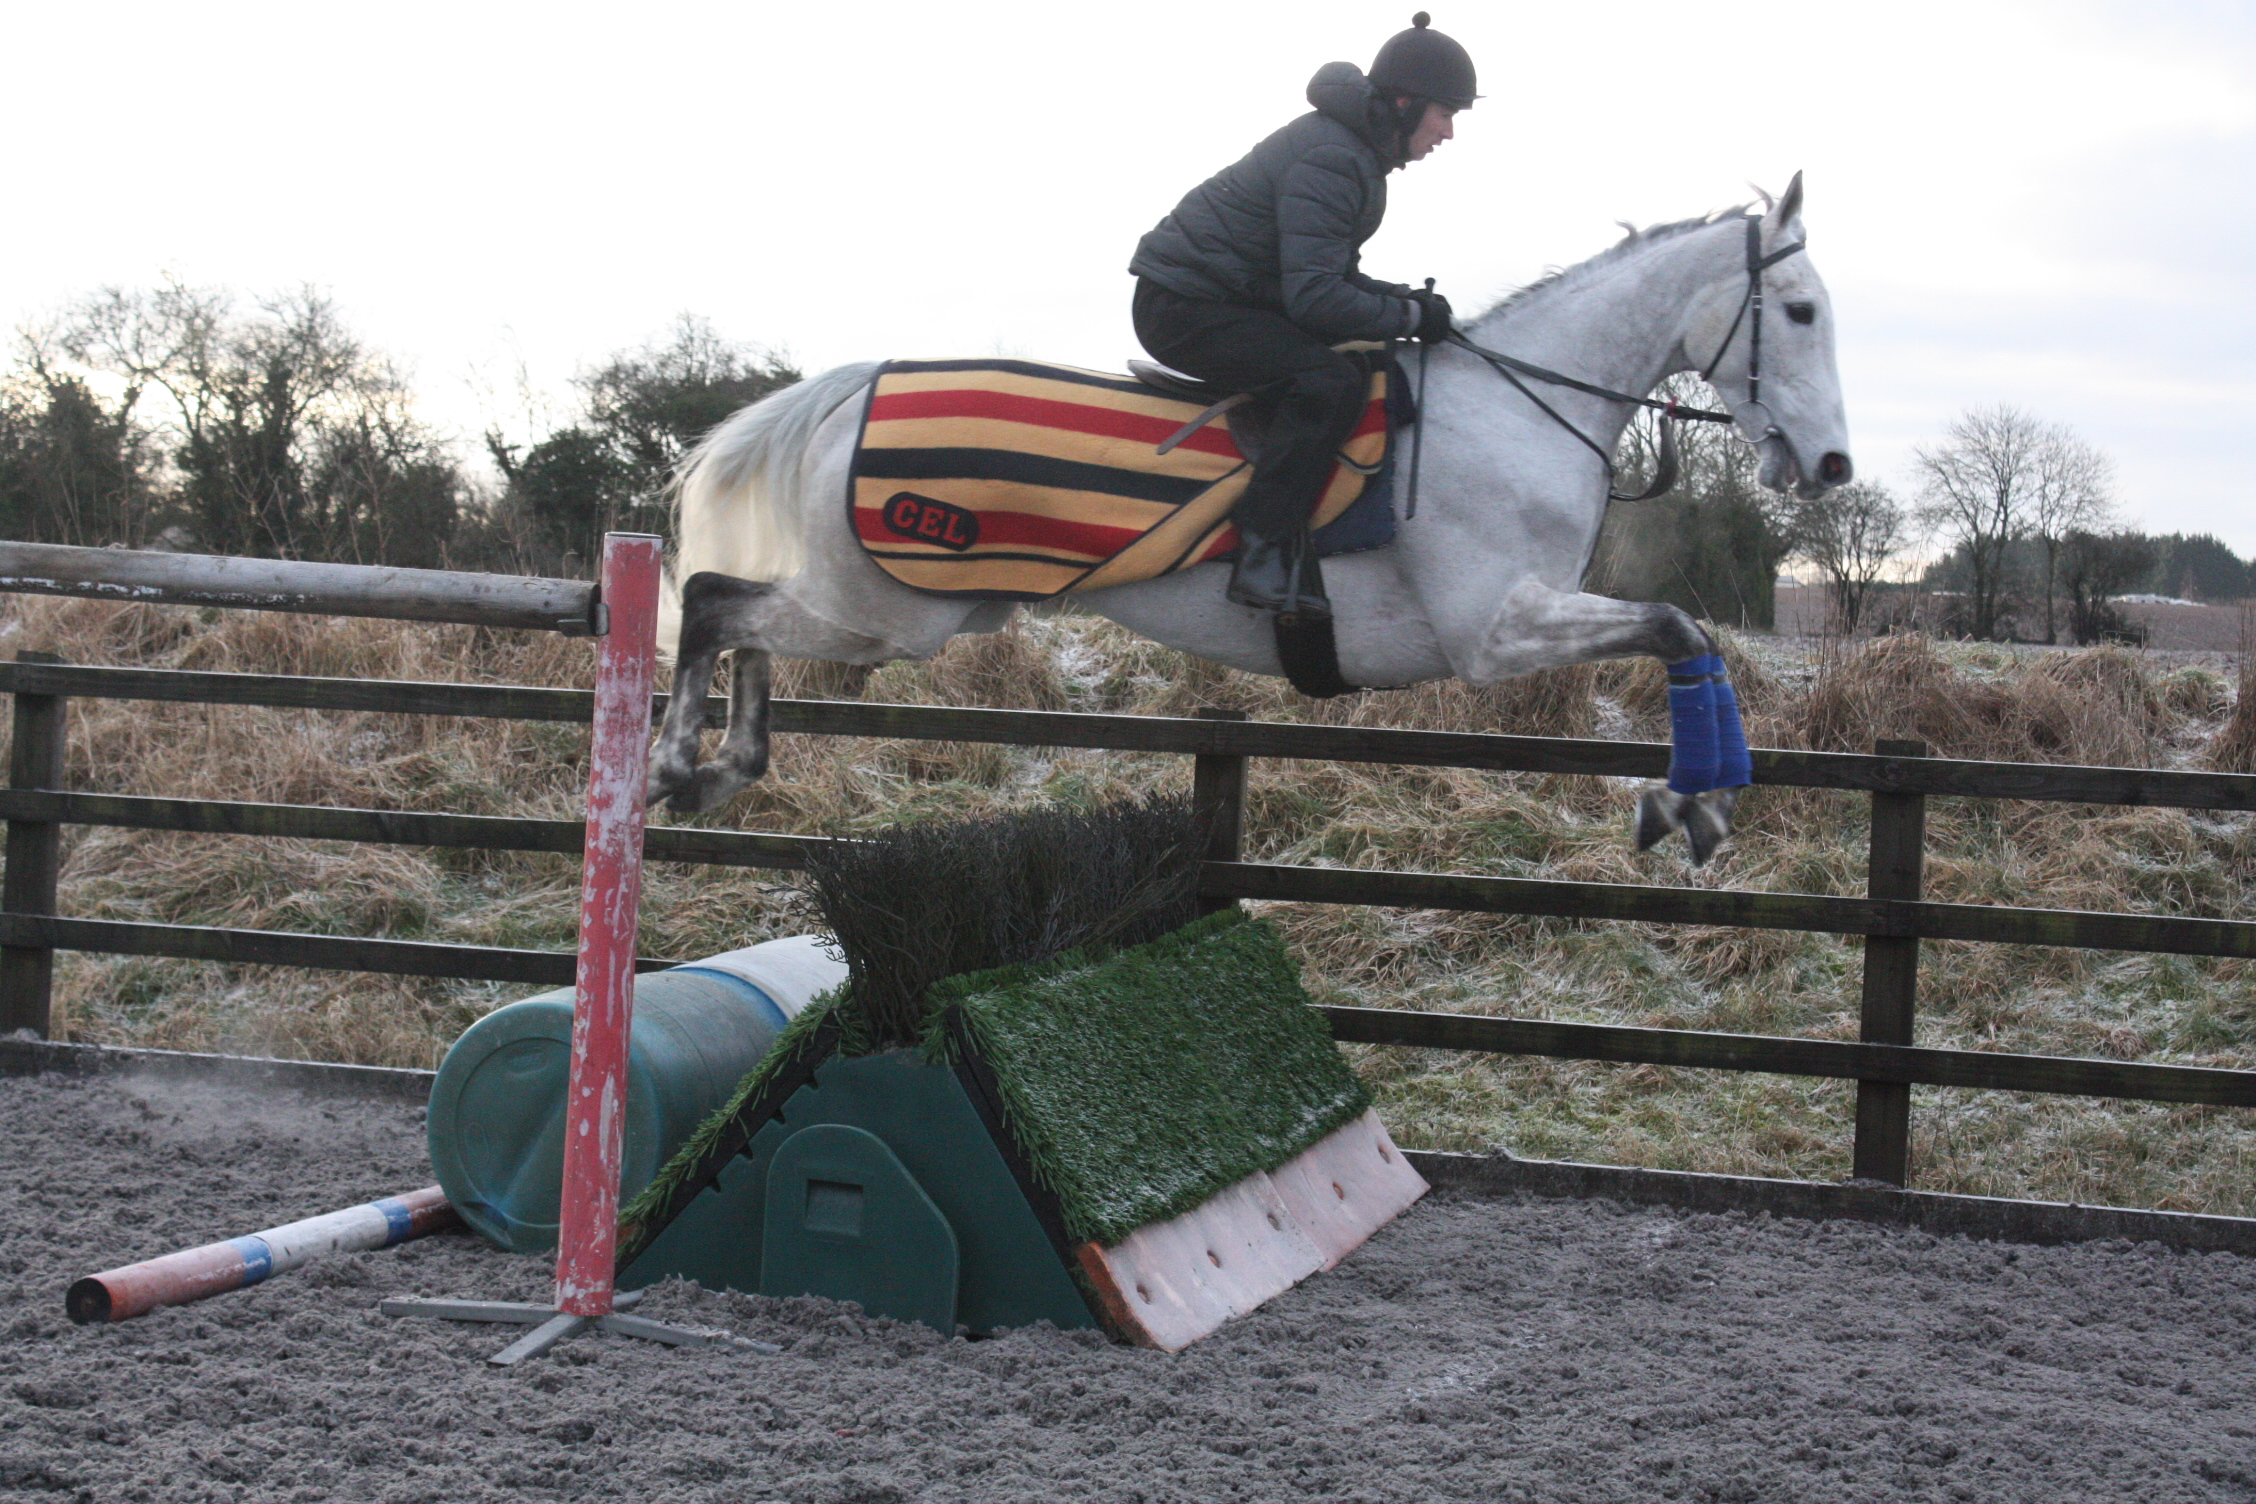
{"left": 1818, "top": 452, "right": 1852, "bottom": 485}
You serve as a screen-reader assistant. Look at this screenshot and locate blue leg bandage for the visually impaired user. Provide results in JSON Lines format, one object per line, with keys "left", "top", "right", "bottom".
{"left": 1664, "top": 654, "right": 1720, "bottom": 795}
{"left": 1713, "top": 669, "right": 1752, "bottom": 789}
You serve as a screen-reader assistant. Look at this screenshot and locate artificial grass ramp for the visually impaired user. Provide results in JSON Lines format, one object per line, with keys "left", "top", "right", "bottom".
{"left": 938, "top": 909, "right": 1370, "bottom": 1247}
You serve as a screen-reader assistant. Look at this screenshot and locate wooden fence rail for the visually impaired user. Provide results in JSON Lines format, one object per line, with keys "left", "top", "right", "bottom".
{"left": 0, "top": 542, "right": 599, "bottom": 635}
{"left": 4, "top": 654, "right": 2253, "bottom": 1190}
{"left": 4, "top": 659, "right": 2254, "bottom": 811}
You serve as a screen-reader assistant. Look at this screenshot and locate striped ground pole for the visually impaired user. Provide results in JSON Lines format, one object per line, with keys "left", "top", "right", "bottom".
{"left": 554, "top": 533, "right": 663, "bottom": 1318}
{"left": 68, "top": 1187, "right": 459, "bottom": 1323}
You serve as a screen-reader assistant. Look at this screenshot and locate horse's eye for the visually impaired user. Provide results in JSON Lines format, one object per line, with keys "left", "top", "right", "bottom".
{"left": 1786, "top": 302, "right": 1816, "bottom": 325}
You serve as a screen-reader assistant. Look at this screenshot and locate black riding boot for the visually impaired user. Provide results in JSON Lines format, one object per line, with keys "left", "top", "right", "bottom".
{"left": 1227, "top": 528, "right": 1330, "bottom": 620}
{"left": 1132, "top": 281, "right": 1364, "bottom": 623}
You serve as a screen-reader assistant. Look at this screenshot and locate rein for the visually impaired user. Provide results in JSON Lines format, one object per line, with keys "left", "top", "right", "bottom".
{"left": 1435, "top": 215, "right": 1808, "bottom": 505}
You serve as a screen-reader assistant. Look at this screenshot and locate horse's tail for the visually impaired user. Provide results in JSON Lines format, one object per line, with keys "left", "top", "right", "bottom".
{"left": 657, "top": 360, "right": 882, "bottom": 661}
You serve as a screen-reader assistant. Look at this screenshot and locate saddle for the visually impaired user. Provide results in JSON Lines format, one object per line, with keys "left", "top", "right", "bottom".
{"left": 847, "top": 357, "right": 1399, "bottom": 603}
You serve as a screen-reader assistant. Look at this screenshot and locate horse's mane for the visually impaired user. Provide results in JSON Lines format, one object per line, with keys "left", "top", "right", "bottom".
{"left": 1476, "top": 208, "right": 1752, "bottom": 323}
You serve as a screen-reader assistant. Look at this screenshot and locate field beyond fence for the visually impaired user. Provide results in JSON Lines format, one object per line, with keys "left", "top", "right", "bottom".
{"left": 3, "top": 593, "right": 2254, "bottom": 1217}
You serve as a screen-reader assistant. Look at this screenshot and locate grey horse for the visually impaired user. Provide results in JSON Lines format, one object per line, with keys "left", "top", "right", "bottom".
{"left": 648, "top": 176, "right": 1851, "bottom": 861}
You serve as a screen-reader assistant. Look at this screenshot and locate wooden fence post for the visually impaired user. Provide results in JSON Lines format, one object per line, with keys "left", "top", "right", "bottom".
{"left": 1854, "top": 736, "right": 1928, "bottom": 1184}
{"left": 1, "top": 651, "right": 67, "bottom": 1038}
{"left": 1191, "top": 707, "right": 1248, "bottom": 916}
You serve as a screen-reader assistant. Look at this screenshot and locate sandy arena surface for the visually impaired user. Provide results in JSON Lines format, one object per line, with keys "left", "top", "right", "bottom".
{"left": 3, "top": 1070, "right": 2255, "bottom": 1503}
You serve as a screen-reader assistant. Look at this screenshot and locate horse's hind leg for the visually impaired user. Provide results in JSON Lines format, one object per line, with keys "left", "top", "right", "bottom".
{"left": 648, "top": 572, "right": 761, "bottom": 812}
{"left": 661, "top": 647, "right": 775, "bottom": 815}
{"left": 648, "top": 570, "right": 903, "bottom": 814}
{"left": 710, "top": 647, "right": 777, "bottom": 781}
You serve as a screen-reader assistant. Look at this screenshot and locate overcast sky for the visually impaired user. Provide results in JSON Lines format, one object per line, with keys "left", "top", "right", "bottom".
{"left": 8, "top": 1, "right": 2254, "bottom": 551}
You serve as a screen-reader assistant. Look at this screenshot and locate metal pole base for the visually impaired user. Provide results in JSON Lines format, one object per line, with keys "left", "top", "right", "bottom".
{"left": 379, "top": 1292, "right": 781, "bottom": 1366}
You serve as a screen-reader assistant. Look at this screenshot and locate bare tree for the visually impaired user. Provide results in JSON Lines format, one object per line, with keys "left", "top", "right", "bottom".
{"left": 55, "top": 281, "right": 461, "bottom": 563}
{"left": 1913, "top": 405, "right": 2111, "bottom": 641}
{"left": 2061, "top": 529, "right": 2156, "bottom": 645}
{"left": 1791, "top": 480, "right": 1904, "bottom": 633}
{"left": 53, "top": 276, "right": 231, "bottom": 447}
{"left": 2026, "top": 428, "right": 2114, "bottom": 642}
{"left": 488, "top": 316, "right": 799, "bottom": 568}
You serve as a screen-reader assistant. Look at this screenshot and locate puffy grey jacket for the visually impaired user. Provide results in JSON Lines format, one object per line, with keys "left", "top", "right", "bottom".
{"left": 1129, "top": 63, "right": 1421, "bottom": 343}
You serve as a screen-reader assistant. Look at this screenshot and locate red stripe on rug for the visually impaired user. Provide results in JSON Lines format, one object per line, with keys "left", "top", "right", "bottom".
{"left": 1194, "top": 525, "right": 1241, "bottom": 563}
{"left": 855, "top": 506, "right": 1154, "bottom": 557}
{"left": 869, "top": 388, "right": 1243, "bottom": 459}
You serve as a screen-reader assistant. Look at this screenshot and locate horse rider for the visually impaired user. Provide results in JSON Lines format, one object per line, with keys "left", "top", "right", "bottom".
{"left": 1129, "top": 12, "right": 1475, "bottom": 621}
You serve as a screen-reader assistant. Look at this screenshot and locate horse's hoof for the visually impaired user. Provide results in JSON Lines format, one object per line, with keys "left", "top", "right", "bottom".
{"left": 1679, "top": 786, "right": 1743, "bottom": 868}
{"left": 669, "top": 762, "right": 754, "bottom": 816}
{"left": 645, "top": 766, "right": 692, "bottom": 810}
{"left": 647, "top": 762, "right": 714, "bottom": 815}
{"left": 1634, "top": 786, "right": 1687, "bottom": 851}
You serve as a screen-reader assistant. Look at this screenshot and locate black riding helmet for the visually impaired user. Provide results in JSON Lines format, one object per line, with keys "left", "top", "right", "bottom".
{"left": 1368, "top": 11, "right": 1478, "bottom": 112}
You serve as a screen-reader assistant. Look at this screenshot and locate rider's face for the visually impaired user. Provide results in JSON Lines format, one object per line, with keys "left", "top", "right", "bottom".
{"left": 1403, "top": 102, "right": 1456, "bottom": 162}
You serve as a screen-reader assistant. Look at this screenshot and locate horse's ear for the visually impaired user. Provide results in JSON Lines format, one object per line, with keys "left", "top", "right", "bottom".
{"left": 1775, "top": 170, "right": 1804, "bottom": 228}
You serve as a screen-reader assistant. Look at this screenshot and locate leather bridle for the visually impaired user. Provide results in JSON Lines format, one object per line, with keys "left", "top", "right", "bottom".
{"left": 1696, "top": 214, "right": 1810, "bottom": 446}
{"left": 1438, "top": 214, "right": 1808, "bottom": 504}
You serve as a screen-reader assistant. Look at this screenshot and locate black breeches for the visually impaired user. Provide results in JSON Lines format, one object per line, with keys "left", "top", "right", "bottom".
{"left": 1131, "top": 279, "right": 1366, "bottom": 539}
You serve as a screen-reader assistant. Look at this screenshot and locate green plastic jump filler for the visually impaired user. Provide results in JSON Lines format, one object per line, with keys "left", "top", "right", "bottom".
{"left": 617, "top": 911, "right": 1429, "bottom": 1350}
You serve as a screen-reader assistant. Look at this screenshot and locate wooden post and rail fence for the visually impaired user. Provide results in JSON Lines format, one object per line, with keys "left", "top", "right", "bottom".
{"left": 1, "top": 542, "right": 2253, "bottom": 1195}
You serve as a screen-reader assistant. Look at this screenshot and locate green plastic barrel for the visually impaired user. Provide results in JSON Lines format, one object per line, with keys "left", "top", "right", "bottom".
{"left": 426, "top": 934, "right": 844, "bottom": 1252}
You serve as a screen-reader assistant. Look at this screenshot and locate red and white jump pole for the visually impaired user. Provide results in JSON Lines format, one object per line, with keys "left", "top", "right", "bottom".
{"left": 554, "top": 530, "right": 661, "bottom": 1318}
{"left": 382, "top": 533, "right": 736, "bottom": 1362}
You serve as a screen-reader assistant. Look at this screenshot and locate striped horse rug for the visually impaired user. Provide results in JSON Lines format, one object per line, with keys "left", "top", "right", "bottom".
{"left": 849, "top": 358, "right": 1393, "bottom": 601}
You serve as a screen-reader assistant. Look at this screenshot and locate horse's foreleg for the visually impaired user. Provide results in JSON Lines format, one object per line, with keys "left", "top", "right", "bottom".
{"left": 1632, "top": 644, "right": 1756, "bottom": 865}
{"left": 1456, "top": 583, "right": 1711, "bottom": 682}
{"left": 1456, "top": 586, "right": 1744, "bottom": 865}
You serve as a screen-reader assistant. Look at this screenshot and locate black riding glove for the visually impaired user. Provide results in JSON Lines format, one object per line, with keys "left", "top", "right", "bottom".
{"left": 1411, "top": 289, "right": 1455, "bottom": 344}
